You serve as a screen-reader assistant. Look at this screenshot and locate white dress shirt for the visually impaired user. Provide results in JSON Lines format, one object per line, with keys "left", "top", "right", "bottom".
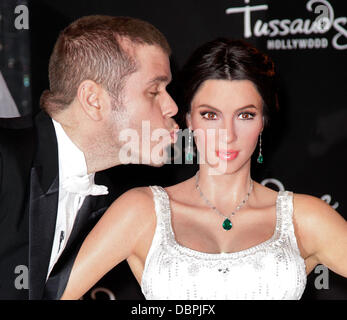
{"left": 47, "top": 119, "right": 108, "bottom": 279}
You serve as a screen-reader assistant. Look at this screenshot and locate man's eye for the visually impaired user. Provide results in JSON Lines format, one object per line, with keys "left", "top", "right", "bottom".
{"left": 238, "top": 112, "right": 256, "bottom": 120}
{"left": 150, "top": 91, "right": 159, "bottom": 97}
{"left": 200, "top": 112, "right": 218, "bottom": 120}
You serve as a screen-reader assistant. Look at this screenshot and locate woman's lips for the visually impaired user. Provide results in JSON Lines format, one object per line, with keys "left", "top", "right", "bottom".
{"left": 216, "top": 150, "right": 239, "bottom": 161}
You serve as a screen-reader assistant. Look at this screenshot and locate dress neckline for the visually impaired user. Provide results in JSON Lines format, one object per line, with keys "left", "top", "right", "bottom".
{"left": 158, "top": 187, "right": 286, "bottom": 259}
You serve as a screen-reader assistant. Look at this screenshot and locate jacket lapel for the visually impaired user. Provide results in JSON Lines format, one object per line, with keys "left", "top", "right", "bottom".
{"left": 28, "top": 169, "right": 59, "bottom": 299}
{"left": 43, "top": 195, "right": 99, "bottom": 299}
{"left": 44, "top": 171, "right": 114, "bottom": 299}
{"left": 28, "top": 111, "right": 59, "bottom": 300}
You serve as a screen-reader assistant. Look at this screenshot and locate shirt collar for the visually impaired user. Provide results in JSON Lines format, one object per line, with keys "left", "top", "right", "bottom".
{"left": 52, "top": 119, "right": 88, "bottom": 182}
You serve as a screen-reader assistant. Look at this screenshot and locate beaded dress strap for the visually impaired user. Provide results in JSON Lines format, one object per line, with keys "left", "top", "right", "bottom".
{"left": 276, "top": 191, "right": 302, "bottom": 253}
{"left": 149, "top": 186, "right": 171, "bottom": 239}
{"left": 277, "top": 190, "right": 294, "bottom": 233}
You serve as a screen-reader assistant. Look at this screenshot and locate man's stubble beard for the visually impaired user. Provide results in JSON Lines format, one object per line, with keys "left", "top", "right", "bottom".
{"left": 109, "top": 101, "right": 171, "bottom": 167}
{"left": 109, "top": 105, "right": 133, "bottom": 164}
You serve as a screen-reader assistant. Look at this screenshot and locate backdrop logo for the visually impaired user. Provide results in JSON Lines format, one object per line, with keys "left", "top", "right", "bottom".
{"left": 225, "top": 0, "right": 347, "bottom": 50}
{"left": 14, "top": 5, "right": 29, "bottom": 30}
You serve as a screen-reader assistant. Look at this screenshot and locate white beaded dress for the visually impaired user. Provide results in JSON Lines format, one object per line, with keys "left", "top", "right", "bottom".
{"left": 141, "top": 186, "right": 307, "bottom": 300}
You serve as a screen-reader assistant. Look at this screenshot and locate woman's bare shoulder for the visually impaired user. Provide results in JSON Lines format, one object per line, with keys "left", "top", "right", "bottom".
{"left": 117, "top": 186, "right": 154, "bottom": 201}
{"left": 106, "top": 186, "right": 156, "bottom": 226}
{"left": 291, "top": 192, "right": 343, "bottom": 236}
{"left": 292, "top": 192, "right": 346, "bottom": 260}
{"left": 292, "top": 192, "right": 339, "bottom": 221}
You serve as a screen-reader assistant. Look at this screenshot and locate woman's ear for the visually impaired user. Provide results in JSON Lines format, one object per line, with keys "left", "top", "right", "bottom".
{"left": 186, "top": 113, "right": 192, "bottom": 129}
{"left": 262, "top": 115, "right": 265, "bottom": 131}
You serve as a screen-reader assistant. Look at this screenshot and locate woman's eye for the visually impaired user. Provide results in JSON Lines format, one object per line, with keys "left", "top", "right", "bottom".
{"left": 200, "top": 112, "right": 218, "bottom": 120}
{"left": 238, "top": 112, "right": 256, "bottom": 120}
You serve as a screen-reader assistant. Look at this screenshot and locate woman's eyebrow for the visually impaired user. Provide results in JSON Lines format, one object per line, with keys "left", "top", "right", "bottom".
{"left": 197, "top": 104, "right": 258, "bottom": 112}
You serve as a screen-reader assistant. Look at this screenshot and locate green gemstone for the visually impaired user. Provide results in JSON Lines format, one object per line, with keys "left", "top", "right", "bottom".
{"left": 257, "top": 154, "right": 263, "bottom": 164}
{"left": 186, "top": 153, "right": 193, "bottom": 161}
{"left": 222, "top": 218, "right": 232, "bottom": 230}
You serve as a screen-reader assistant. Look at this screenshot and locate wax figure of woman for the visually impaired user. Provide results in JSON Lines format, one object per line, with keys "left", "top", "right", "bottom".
{"left": 61, "top": 39, "right": 347, "bottom": 300}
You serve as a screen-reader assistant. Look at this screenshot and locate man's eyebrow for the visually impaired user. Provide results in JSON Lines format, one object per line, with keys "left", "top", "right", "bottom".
{"left": 197, "top": 104, "right": 258, "bottom": 112}
{"left": 147, "top": 75, "right": 171, "bottom": 85}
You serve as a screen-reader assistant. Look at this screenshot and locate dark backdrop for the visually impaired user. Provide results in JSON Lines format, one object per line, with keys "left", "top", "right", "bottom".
{"left": 8, "top": 0, "right": 347, "bottom": 299}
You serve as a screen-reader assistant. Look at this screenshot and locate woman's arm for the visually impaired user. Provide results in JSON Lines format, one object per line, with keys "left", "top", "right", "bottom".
{"left": 294, "top": 194, "right": 347, "bottom": 277}
{"left": 60, "top": 187, "right": 155, "bottom": 299}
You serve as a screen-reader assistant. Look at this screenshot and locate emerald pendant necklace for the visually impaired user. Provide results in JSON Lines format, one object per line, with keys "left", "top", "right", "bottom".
{"left": 195, "top": 171, "right": 253, "bottom": 231}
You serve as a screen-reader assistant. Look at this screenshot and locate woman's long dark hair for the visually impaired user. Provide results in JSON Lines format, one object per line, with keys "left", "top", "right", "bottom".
{"left": 178, "top": 38, "right": 279, "bottom": 128}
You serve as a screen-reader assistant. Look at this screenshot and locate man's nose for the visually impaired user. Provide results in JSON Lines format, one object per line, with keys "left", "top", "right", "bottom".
{"left": 161, "top": 92, "right": 178, "bottom": 118}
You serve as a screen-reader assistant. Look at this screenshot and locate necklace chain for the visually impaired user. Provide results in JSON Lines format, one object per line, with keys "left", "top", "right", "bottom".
{"left": 195, "top": 171, "right": 253, "bottom": 222}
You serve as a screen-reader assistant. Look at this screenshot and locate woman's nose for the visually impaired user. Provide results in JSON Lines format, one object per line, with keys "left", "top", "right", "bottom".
{"left": 220, "top": 122, "right": 237, "bottom": 145}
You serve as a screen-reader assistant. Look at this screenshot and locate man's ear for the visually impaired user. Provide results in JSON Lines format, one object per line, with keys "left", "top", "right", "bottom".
{"left": 77, "top": 80, "right": 104, "bottom": 121}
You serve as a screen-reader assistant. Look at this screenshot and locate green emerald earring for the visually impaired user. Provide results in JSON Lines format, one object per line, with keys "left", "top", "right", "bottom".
{"left": 257, "top": 132, "right": 263, "bottom": 164}
{"left": 185, "top": 128, "right": 194, "bottom": 162}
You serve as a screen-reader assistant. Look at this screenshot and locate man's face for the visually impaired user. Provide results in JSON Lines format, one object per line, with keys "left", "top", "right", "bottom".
{"left": 113, "top": 44, "right": 179, "bottom": 166}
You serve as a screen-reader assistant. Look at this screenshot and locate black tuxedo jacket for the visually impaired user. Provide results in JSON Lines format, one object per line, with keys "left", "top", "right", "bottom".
{"left": 0, "top": 111, "right": 118, "bottom": 299}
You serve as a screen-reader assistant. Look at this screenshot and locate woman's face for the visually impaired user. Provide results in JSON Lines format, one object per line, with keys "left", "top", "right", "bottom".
{"left": 188, "top": 79, "right": 264, "bottom": 174}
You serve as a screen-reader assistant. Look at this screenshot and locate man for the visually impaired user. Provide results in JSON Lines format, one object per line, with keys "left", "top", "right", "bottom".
{"left": 0, "top": 15, "right": 178, "bottom": 299}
